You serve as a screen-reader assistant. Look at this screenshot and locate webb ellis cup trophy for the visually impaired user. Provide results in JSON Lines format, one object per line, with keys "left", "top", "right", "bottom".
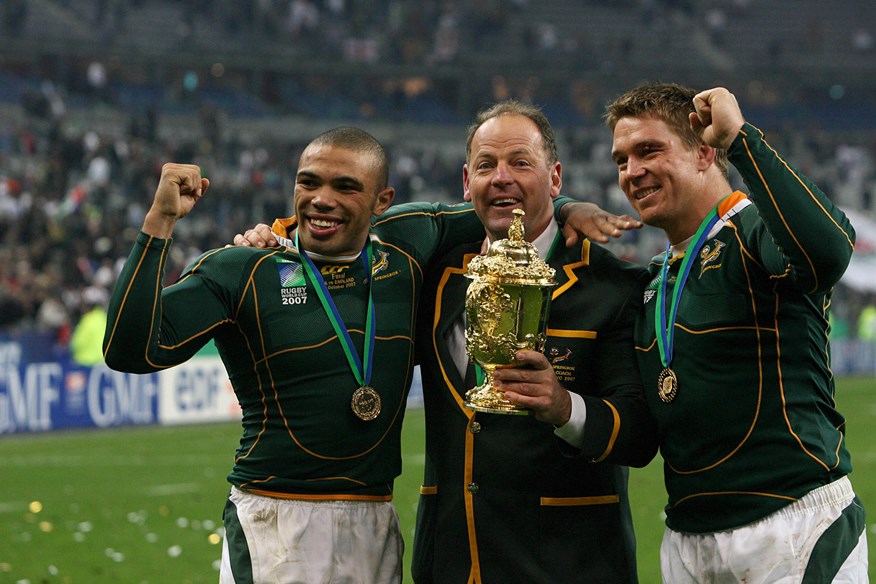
{"left": 464, "top": 209, "right": 557, "bottom": 415}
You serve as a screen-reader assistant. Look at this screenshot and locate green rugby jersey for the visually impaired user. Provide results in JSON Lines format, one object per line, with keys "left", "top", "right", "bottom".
{"left": 104, "top": 201, "right": 487, "bottom": 499}
{"left": 635, "top": 123, "right": 857, "bottom": 533}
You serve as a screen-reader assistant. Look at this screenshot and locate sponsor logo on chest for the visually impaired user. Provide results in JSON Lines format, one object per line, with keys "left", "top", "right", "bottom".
{"left": 321, "top": 264, "right": 358, "bottom": 290}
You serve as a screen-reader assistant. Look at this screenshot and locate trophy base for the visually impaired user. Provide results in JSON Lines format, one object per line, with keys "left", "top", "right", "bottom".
{"left": 463, "top": 384, "right": 531, "bottom": 416}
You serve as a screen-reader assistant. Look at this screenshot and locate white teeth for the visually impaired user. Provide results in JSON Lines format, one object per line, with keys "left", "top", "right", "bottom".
{"left": 636, "top": 187, "right": 659, "bottom": 200}
{"left": 494, "top": 198, "right": 519, "bottom": 206}
{"left": 311, "top": 219, "right": 338, "bottom": 228}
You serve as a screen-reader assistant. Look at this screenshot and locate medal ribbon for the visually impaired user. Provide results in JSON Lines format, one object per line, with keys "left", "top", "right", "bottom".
{"left": 295, "top": 231, "right": 375, "bottom": 388}
{"left": 655, "top": 200, "right": 726, "bottom": 369}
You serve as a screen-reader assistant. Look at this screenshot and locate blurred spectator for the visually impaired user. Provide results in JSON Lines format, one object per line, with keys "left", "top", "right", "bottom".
{"left": 69, "top": 286, "right": 109, "bottom": 366}
{"left": 287, "top": 0, "right": 320, "bottom": 38}
{"left": 428, "top": 9, "right": 460, "bottom": 64}
{"left": 86, "top": 61, "right": 111, "bottom": 104}
{"left": 704, "top": 7, "right": 727, "bottom": 47}
{"left": 852, "top": 28, "right": 873, "bottom": 52}
{"left": 857, "top": 300, "right": 876, "bottom": 341}
{"left": 33, "top": 270, "right": 73, "bottom": 351}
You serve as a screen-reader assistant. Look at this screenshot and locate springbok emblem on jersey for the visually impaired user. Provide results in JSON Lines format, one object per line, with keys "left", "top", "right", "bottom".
{"left": 699, "top": 240, "right": 726, "bottom": 277}
{"left": 371, "top": 250, "right": 390, "bottom": 277}
{"left": 549, "top": 346, "right": 573, "bottom": 364}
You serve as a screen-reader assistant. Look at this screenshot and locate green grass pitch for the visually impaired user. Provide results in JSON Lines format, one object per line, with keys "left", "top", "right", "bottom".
{"left": 1, "top": 376, "right": 873, "bottom": 583}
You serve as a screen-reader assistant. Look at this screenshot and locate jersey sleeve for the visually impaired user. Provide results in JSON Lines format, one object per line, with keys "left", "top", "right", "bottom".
{"left": 269, "top": 202, "right": 485, "bottom": 266}
{"left": 103, "top": 232, "right": 238, "bottom": 373}
{"left": 729, "top": 123, "right": 856, "bottom": 293}
{"left": 270, "top": 197, "right": 576, "bottom": 267}
{"left": 574, "top": 263, "right": 658, "bottom": 468}
{"left": 372, "top": 201, "right": 485, "bottom": 263}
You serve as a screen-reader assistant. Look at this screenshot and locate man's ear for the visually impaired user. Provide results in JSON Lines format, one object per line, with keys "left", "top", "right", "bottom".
{"left": 373, "top": 187, "right": 395, "bottom": 217}
{"left": 550, "top": 161, "right": 562, "bottom": 199}
{"left": 463, "top": 164, "right": 472, "bottom": 202}
{"left": 697, "top": 142, "right": 717, "bottom": 172}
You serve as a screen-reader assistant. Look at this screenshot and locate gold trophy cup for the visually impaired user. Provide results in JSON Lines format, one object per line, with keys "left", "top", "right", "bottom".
{"left": 463, "top": 209, "right": 557, "bottom": 414}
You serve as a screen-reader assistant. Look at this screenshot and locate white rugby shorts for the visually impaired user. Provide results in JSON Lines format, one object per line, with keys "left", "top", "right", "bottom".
{"left": 660, "top": 476, "right": 868, "bottom": 583}
{"left": 220, "top": 487, "right": 403, "bottom": 583}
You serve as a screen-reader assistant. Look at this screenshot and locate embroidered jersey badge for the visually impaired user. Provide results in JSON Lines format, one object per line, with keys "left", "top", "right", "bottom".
{"left": 699, "top": 240, "right": 726, "bottom": 278}
{"left": 372, "top": 250, "right": 390, "bottom": 277}
{"left": 276, "top": 259, "right": 308, "bottom": 305}
{"left": 643, "top": 268, "right": 662, "bottom": 304}
{"left": 549, "top": 346, "right": 572, "bottom": 364}
{"left": 276, "top": 259, "right": 305, "bottom": 287}
{"left": 372, "top": 249, "right": 400, "bottom": 282}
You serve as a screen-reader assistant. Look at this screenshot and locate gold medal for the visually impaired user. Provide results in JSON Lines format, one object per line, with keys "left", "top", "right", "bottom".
{"left": 657, "top": 368, "right": 678, "bottom": 403}
{"left": 351, "top": 386, "right": 381, "bottom": 421}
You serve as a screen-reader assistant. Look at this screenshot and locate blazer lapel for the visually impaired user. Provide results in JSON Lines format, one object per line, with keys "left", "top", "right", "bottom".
{"left": 551, "top": 239, "right": 590, "bottom": 302}
{"left": 432, "top": 253, "right": 478, "bottom": 404}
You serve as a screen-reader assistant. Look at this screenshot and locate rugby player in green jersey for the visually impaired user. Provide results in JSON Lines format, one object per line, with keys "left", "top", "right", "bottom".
{"left": 604, "top": 83, "right": 867, "bottom": 582}
{"left": 104, "top": 128, "right": 490, "bottom": 583}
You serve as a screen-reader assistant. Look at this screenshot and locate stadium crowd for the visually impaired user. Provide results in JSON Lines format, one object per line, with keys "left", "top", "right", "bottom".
{"left": 1, "top": 0, "right": 875, "bottom": 357}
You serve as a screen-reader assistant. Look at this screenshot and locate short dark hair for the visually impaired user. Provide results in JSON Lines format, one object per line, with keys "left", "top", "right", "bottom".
{"left": 309, "top": 127, "right": 390, "bottom": 190}
{"left": 466, "top": 100, "right": 558, "bottom": 165}
{"left": 603, "top": 82, "right": 729, "bottom": 177}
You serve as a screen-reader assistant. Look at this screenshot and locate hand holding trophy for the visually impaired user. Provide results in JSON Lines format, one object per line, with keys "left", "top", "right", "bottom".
{"left": 464, "top": 209, "right": 557, "bottom": 414}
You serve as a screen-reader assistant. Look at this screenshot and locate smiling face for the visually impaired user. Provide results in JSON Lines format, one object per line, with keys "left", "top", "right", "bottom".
{"left": 611, "top": 115, "right": 717, "bottom": 244}
{"left": 463, "top": 114, "right": 561, "bottom": 242}
{"left": 293, "top": 143, "right": 393, "bottom": 257}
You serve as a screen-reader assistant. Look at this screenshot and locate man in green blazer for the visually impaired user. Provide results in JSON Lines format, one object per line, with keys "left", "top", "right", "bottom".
{"left": 410, "top": 101, "right": 658, "bottom": 584}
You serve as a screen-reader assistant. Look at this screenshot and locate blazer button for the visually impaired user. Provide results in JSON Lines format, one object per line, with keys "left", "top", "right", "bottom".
{"left": 467, "top": 482, "right": 479, "bottom": 494}
{"left": 469, "top": 421, "right": 481, "bottom": 434}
